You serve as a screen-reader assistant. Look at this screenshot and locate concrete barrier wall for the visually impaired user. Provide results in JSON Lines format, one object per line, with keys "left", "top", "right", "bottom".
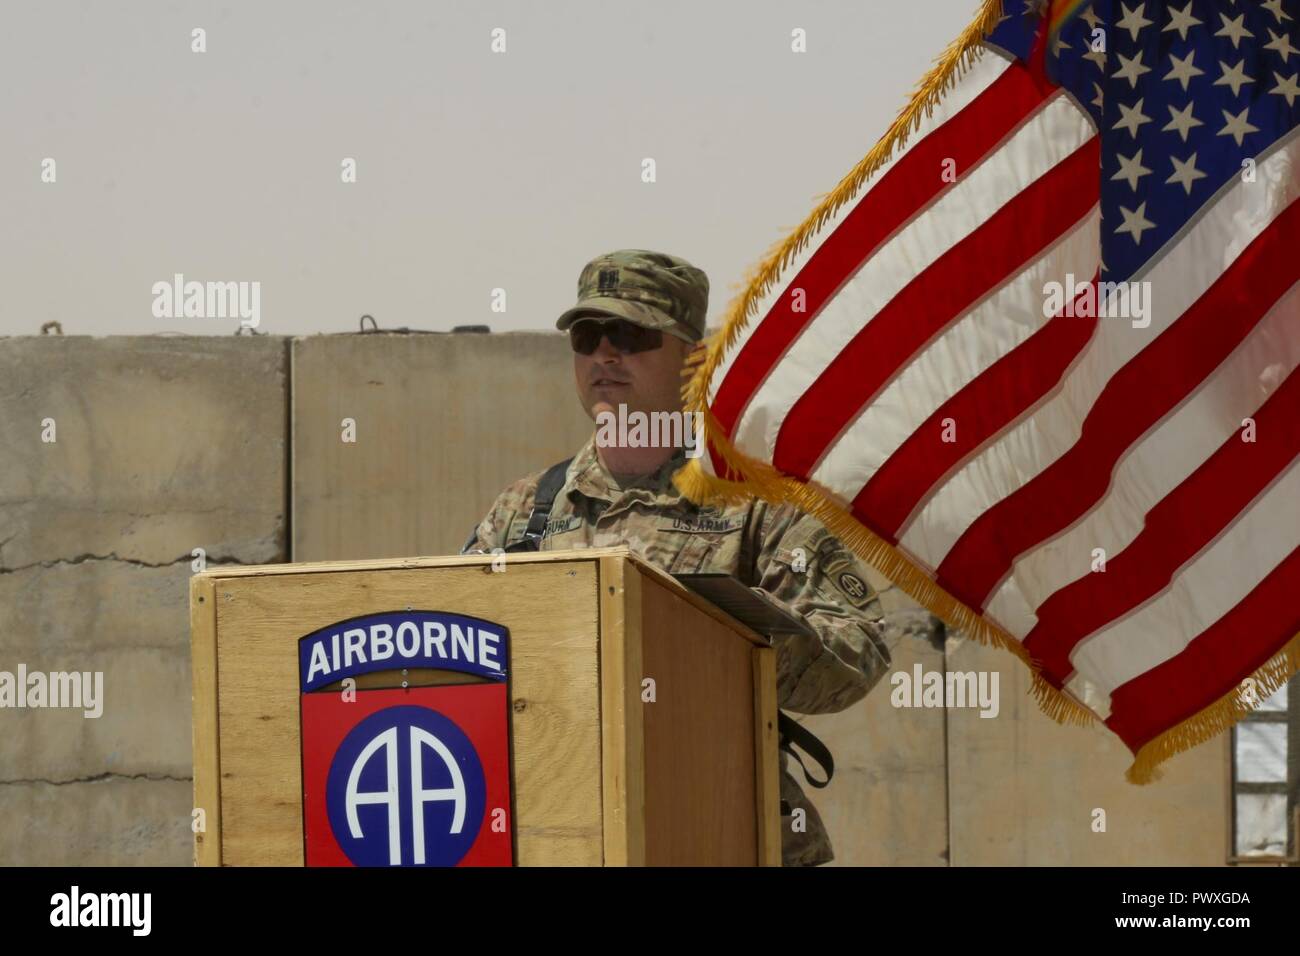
{"left": 291, "top": 332, "right": 593, "bottom": 561}
{"left": 945, "top": 635, "right": 1230, "bottom": 866}
{"left": 0, "top": 333, "right": 1230, "bottom": 865}
{"left": 0, "top": 337, "right": 287, "bottom": 865}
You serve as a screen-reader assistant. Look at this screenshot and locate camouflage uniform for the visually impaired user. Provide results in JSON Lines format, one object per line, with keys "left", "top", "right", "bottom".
{"left": 463, "top": 435, "right": 892, "bottom": 866}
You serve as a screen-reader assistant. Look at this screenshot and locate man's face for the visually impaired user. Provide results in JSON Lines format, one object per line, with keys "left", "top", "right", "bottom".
{"left": 572, "top": 318, "right": 693, "bottom": 421}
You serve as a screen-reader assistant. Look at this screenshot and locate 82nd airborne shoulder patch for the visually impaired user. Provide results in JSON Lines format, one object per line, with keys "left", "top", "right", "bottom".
{"left": 819, "top": 551, "right": 875, "bottom": 610}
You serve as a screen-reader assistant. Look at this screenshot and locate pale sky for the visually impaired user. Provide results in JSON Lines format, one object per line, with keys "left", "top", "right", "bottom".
{"left": 0, "top": 0, "right": 982, "bottom": 337}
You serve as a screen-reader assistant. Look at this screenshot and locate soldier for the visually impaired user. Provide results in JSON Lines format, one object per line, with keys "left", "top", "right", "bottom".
{"left": 462, "top": 249, "right": 892, "bottom": 866}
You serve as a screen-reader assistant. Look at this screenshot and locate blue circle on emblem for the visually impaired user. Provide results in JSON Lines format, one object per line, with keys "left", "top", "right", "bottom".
{"left": 326, "top": 705, "right": 487, "bottom": 867}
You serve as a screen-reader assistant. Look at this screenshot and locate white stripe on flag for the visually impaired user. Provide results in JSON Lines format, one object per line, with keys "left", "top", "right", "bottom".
{"left": 987, "top": 280, "right": 1300, "bottom": 640}
{"left": 899, "top": 133, "right": 1300, "bottom": 571}
{"left": 704, "top": 49, "right": 1015, "bottom": 415}
{"left": 1069, "top": 454, "right": 1300, "bottom": 713}
{"left": 732, "top": 92, "right": 1091, "bottom": 465}
{"left": 811, "top": 207, "right": 1100, "bottom": 498}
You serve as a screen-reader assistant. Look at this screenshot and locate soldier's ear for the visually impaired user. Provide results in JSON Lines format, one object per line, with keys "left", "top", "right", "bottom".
{"left": 663, "top": 331, "right": 690, "bottom": 357}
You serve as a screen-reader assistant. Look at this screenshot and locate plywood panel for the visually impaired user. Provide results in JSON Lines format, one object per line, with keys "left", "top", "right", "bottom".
{"left": 211, "top": 557, "right": 603, "bottom": 865}
{"left": 598, "top": 556, "right": 643, "bottom": 866}
{"left": 190, "top": 574, "right": 221, "bottom": 866}
{"left": 638, "top": 570, "right": 759, "bottom": 865}
{"left": 753, "top": 648, "right": 781, "bottom": 866}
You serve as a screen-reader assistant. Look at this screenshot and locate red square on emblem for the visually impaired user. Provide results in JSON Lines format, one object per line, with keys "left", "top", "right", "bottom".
{"left": 301, "top": 684, "right": 513, "bottom": 866}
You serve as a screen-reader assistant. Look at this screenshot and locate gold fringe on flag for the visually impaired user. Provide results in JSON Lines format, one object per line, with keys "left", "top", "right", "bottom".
{"left": 676, "top": 0, "right": 1300, "bottom": 782}
{"left": 681, "top": 0, "right": 1011, "bottom": 412}
{"left": 1126, "top": 632, "right": 1300, "bottom": 785}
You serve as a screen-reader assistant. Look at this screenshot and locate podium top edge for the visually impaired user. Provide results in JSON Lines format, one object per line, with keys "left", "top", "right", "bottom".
{"left": 193, "top": 546, "right": 640, "bottom": 580}
{"left": 193, "top": 546, "right": 769, "bottom": 648}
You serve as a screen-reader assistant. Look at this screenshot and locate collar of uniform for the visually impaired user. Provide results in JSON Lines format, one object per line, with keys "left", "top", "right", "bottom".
{"left": 565, "top": 433, "right": 695, "bottom": 516}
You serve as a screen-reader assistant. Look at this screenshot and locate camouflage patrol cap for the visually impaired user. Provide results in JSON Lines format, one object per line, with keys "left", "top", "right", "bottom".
{"left": 555, "top": 249, "right": 709, "bottom": 343}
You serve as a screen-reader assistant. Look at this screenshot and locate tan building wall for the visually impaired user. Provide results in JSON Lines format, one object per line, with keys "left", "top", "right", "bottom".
{"left": 0, "top": 333, "right": 1230, "bottom": 865}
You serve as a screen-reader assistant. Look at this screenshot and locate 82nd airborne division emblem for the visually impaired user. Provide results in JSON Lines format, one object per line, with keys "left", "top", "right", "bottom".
{"left": 298, "top": 611, "right": 514, "bottom": 866}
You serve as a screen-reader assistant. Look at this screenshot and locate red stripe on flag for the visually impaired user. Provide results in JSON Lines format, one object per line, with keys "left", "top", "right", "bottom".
{"left": 1104, "top": 544, "right": 1300, "bottom": 754}
{"left": 936, "top": 199, "right": 1300, "bottom": 610}
{"left": 1023, "top": 365, "right": 1300, "bottom": 683}
{"left": 854, "top": 267, "right": 1100, "bottom": 542}
{"left": 771, "top": 137, "right": 1100, "bottom": 481}
{"left": 708, "top": 61, "right": 1057, "bottom": 479}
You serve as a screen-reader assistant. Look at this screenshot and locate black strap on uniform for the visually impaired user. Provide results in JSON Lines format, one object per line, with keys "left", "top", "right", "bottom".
{"left": 503, "top": 458, "right": 573, "bottom": 553}
{"left": 778, "top": 710, "right": 834, "bottom": 792}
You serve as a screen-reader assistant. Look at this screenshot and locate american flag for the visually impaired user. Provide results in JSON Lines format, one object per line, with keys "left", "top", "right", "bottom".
{"left": 680, "top": 0, "right": 1300, "bottom": 782}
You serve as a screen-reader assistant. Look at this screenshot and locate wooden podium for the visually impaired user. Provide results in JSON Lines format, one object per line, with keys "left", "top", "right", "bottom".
{"left": 190, "top": 547, "right": 780, "bottom": 866}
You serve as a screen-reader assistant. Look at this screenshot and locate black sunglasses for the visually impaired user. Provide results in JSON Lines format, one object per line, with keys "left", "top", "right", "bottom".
{"left": 569, "top": 318, "right": 664, "bottom": 355}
